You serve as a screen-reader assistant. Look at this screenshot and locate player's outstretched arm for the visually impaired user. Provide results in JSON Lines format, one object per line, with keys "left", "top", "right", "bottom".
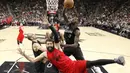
{"left": 48, "top": 24, "right": 63, "bottom": 51}
{"left": 17, "top": 48, "right": 46, "bottom": 63}
{"left": 73, "top": 6, "right": 80, "bottom": 22}
{"left": 62, "top": 8, "right": 69, "bottom": 23}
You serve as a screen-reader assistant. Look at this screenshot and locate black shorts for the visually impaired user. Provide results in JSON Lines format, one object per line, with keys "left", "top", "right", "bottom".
{"left": 34, "top": 62, "right": 45, "bottom": 73}
{"left": 63, "top": 46, "right": 84, "bottom": 60}
{"left": 44, "top": 61, "right": 59, "bottom": 73}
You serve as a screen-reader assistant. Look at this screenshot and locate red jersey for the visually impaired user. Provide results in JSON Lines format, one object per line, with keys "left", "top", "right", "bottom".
{"left": 17, "top": 26, "right": 24, "bottom": 42}
{"left": 47, "top": 48, "right": 75, "bottom": 73}
{"left": 47, "top": 48, "right": 87, "bottom": 73}
{"left": 19, "top": 26, "right": 24, "bottom": 33}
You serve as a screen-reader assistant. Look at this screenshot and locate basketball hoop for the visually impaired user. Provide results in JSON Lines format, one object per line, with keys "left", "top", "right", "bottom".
{"left": 46, "top": 0, "right": 59, "bottom": 14}
{"left": 46, "top": 0, "right": 59, "bottom": 24}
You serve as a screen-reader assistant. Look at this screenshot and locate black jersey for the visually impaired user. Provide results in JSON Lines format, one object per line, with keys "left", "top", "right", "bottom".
{"left": 64, "top": 26, "right": 79, "bottom": 44}
{"left": 32, "top": 40, "right": 42, "bottom": 57}
{"left": 32, "top": 41, "right": 45, "bottom": 73}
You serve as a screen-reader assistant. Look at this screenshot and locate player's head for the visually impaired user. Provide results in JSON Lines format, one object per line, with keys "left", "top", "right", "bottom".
{"left": 27, "top": 33, "right": 37, "bottom": 41}
{"left": 46, "top": 39, "right": 55, "bottom": 52}
{"left": 47, "top": 13, "right": 57, "bottom": 23}
{"left": 20, "top": 23, "right": 23, "bottom": 26}
{"left": 68, "top": 17, "right": 78, "bottom": 29}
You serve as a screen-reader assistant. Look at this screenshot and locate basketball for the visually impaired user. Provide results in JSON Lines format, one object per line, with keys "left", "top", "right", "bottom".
{"left": 64, "top": 0, "right": 74, "bottom": 9}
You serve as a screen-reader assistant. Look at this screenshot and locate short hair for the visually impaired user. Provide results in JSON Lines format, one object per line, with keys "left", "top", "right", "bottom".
{"left": 45, "top": 39, "right": 54, "bottom": 43}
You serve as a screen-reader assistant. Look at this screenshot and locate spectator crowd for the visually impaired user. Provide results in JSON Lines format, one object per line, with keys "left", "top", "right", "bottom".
{"left": 0, "top": 0, "right": 130, "bottom": 39}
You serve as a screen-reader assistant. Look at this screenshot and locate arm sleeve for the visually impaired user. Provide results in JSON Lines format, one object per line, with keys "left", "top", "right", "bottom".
{"left": 49, "top": 25, "right": 59, "bottom": 43}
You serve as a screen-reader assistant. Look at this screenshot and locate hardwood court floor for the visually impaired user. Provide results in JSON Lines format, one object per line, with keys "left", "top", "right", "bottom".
{"left": 0, "top": 26, "right": 129, "bottom": 73}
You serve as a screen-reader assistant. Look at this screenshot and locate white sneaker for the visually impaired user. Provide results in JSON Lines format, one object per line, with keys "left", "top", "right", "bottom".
{"left": 92, "top": 66, "right": 103, "bottom": 73}
{"left": 114, "top": 56, "right": 125, "bottom": 66}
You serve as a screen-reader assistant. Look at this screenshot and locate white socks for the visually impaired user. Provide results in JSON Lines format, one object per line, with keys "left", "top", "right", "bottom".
{"left": 18, "top": 43, "right": 23, "bottom": 49}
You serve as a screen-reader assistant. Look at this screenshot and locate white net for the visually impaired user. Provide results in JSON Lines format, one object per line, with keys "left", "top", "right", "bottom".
{"left": 46, "top": 0, "right": 59, "bottom": 12}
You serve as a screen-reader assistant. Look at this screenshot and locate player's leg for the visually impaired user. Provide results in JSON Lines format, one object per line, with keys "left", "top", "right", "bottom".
{"left": 19, "top": 41, "right": 22, "bottom": 45}
{"left": 17, "top": 40, "right": 22, "bottom": 48}
{"left": 86, "top": 56, "right": 125, "bottom": 68}
{"left": 34, "top": 62, "right": 45, "bottom": 73}
{"left": 73, "top": 46, "right": 85, "bottom": 60}
{"left": 63, "top": 47, "right": 74, "bottom": 56}
{"left": 17, "top": 40, "right": 20, "bottom": 45}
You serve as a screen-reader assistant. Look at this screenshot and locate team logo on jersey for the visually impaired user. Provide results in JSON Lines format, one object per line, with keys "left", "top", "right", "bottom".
{"left": 47, "top": 62, "right": 53, "bottom": 68}
{"left": 68, "top": 34, "right": 72, "bottom": 38}
{"left": 65, "top": 30, "right": 73, "bottom": 33}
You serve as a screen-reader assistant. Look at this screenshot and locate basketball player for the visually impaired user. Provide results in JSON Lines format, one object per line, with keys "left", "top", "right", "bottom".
{"left": 26, "top": 34, "right": 59, "bottom": 73}
{"left": 62, "top": 8, "right": 106, "bottom": 73}
{"left": 46, "top": 12, "right": 64, "bottom": 51}
{"left": 26, "top": 34, "right": 45, "bottom": 73}
{"left": 62, "top": 8, "right": 84, "bottom": 60}
{"left": 18, "top": 24, "right": 125, "bottom": 73}
{"left": 17, "top": 23, "right": 24, "bottom": 48}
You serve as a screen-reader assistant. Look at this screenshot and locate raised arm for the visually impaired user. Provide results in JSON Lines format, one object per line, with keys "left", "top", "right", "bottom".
{"left": 73, "top": 6, "right": 79, "bottom": 17}
{"left": 62, "top": 8, "right": 69, "bottom": 23}
{"left": 74, "top": 7, "right": 80, "bottom": 21}
{"left": 47, "top": 24, "right": 62, "bottom": 51}
{"left": 48, "top": 25, "right": 59, "bottom": 43}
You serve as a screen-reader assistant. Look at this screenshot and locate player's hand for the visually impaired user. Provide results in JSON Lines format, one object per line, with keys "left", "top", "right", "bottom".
{"left": 17, "top": 48, "right": 25, "bottom": 56}
{"left": 49, "top": 23, "right": 52, "bottom": 26}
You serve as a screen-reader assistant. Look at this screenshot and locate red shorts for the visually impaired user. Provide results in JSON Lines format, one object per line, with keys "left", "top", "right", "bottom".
{"left": 72, "top": 60, "right": 87, "bottom": 73}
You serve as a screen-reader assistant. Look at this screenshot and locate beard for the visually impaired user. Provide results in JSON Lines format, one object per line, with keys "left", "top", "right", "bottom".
{"left": 47, "top": 46, "right": 54, "bottom": 52}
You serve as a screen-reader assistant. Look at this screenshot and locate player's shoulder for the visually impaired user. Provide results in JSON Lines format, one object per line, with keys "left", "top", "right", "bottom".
{"left": 74, "top": 27, "right": 80, "bottom": 33}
